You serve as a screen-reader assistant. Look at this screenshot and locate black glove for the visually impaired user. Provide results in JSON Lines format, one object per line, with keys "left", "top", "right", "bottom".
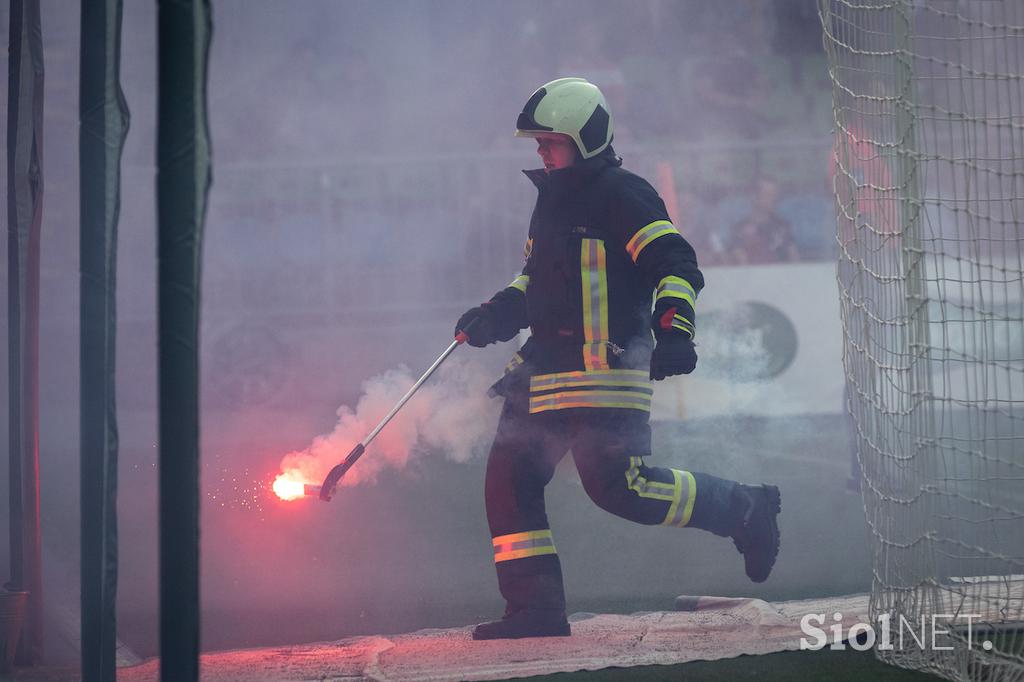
{"left": 650, "top": 333, "right": 698, "bottom": 380}
{"left": 650, "top": 304, "right": 698, "bottom": 380}
{"left": 455, "top": 305, "right": 497, "bottom": 347}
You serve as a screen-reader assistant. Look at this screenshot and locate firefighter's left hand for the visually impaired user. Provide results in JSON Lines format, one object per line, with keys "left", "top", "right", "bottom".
{"left": 650, "top": 333, "right": 697, "bottom": 380}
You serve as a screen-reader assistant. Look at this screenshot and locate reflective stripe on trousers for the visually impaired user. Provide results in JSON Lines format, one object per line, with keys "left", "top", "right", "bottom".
{"left": 625, "top": 457, "right": 697, "bottom": 527}
{"left": 492, "top": 529, "right": 557, "bottom": 563}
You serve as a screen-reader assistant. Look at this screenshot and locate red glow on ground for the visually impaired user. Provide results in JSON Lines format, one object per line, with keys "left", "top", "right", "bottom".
{"left": 272, "top": 471, "right": 308, "bottom": 501}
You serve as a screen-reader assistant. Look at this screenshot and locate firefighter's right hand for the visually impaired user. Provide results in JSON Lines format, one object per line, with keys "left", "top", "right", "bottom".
{"left": 650, "top": 333, "right": 698, "bottom": 380}
{"left": 455, "top": 305, "right": 497, "bottom": 347}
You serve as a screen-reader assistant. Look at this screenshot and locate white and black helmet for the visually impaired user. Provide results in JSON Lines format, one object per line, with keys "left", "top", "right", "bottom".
{"left": 515, "top": 77, "right": 614, "bottom": 160}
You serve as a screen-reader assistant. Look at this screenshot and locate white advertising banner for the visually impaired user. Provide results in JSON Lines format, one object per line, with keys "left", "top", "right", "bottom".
{"left": 651, "top": 262, "right": 846, "bottom": 420}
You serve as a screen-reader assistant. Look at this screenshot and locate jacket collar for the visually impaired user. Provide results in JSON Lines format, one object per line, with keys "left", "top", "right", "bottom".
{"left": 522, "top": 147, "right": 622, "bottom": 190}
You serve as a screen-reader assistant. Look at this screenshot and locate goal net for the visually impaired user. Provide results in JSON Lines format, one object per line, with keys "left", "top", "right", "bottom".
{"left": 820, "top": 0, "right": 1024, "bottom": 679}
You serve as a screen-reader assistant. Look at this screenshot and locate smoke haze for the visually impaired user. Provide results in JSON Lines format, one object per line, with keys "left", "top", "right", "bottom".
{"left": 277, "top": 358, "right": 500, "bottom": 490}
{"left": 0, "top": 0, "right": 869, "bottom": 663}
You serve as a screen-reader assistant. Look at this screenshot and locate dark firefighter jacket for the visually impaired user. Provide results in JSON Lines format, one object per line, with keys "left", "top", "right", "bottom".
{"left": 485, "top": 149, "right": 704, "bottom": 415}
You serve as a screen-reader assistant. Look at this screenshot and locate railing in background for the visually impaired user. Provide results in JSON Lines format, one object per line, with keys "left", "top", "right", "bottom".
{"left": 201, "top": 137, "right": 834, "bottom": 322}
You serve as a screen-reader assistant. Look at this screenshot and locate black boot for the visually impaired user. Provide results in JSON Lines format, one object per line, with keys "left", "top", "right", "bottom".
{"left": 472, "top": 609, "right": 571, "bottom": 640}
{"left": 730, "top": 484, "right": 782, "bottom": 583}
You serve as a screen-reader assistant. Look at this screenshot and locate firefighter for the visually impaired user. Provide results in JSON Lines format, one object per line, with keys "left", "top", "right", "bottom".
{"left": 456, "top": 77, "right": 782, "bottom": 640}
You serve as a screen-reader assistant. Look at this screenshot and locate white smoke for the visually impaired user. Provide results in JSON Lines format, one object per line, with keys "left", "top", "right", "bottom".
{"left": 696, "top": 323, "right": 776, "bottom": 383}
{"left": 277, "top": 357, "right": 501, "bottom": 488}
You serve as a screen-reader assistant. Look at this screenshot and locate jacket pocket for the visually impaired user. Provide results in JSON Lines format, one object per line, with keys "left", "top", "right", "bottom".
{"left": 488, "top": 340, "right": 536, "bottom": 399}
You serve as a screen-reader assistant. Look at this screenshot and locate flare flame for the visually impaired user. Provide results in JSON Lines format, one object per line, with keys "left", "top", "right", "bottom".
{"left": 272, "top": 471, "right": 310, "bottom": 501}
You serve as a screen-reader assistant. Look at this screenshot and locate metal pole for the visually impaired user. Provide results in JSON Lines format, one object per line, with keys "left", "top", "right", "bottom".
{"left": 79, "top": 0, "right": 129, "bottom": 678}
{"left": 894, "top": 0, "right": 940, "bottom": 618}
{"left": 6, "top": 0, "right": 45, "bottom": 665}
{"left": 157, "top": 1, "right": 212, "bottom": 679}
{"left": 318, "top": 331, "right": 471, "bottom": 501}
{"left": 364, "top": 337, "right": 461, "bottom": 446}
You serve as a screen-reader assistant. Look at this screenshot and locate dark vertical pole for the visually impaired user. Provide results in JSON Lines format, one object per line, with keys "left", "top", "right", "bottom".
{"left": 79, "top": 1, "right": 129, "bottom": 680}
{"left": 6, "top": 0, "right": 44, "bottom": 666}
{"left": 157, "top": 1, "right": 211, "bottom": 679}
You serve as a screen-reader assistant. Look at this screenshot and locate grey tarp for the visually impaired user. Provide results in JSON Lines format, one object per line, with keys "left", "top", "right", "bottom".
{"left": 79, "top": 1, "right": 129, "bottom": 680}
{"left": 117, "top": 594, "right": 876, "bottom": 681}
{"left": 6, "top": 0, "right": 45, "bottom": 665}
{"left": 118, "top": 580, "right": 1024, "bottom": 681}
{"left": 157, "top": 1, "right": 212, "bottom": 680}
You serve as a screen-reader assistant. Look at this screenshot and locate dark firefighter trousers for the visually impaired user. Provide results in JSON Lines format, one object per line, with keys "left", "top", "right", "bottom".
{"left": 486, "top": 388, "right": 745, "bottom": 615}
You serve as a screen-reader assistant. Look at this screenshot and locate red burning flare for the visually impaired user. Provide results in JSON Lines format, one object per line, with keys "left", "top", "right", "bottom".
{"left": 272, "top": 471, "right": 310, "bottom": 501}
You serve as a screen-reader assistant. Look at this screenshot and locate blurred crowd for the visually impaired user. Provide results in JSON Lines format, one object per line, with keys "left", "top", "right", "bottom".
{"left": 199, "top": 0, "right": 845, "bottom": 320}
{"left": 215, "top": 1, "right": 837, "bottom": 269}
{"left": 222, "top": 1, "right": 832, "bottom": 153}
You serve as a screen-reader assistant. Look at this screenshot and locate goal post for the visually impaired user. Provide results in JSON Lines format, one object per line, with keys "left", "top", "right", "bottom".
{"left": 820, "top": 1, "right": 1024, "bottom": 679}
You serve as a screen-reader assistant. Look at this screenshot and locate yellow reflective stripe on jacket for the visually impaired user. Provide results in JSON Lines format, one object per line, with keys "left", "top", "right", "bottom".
{"left": 580, "top": 238, "right": 609, "bottom": 370}
{"left": 508, "top": 274, "right": 530, "bottom": 294}
{"left": 655, "top": 275, "right": 697, "bottom": 308}
{"left": 625, "top": 457, "right": 677, "bottom": 502}
{"left": 492, "top": 529, "right": 556, "bottom": 563}
{"left": 662, "top": 469, "right": 697, "bottom": 527}
{"left": 626, "top": 220, "right": 679, "bottom": 263}
{"left": 529, "top": 370, "right": 651, "bottom": 413}
{"left": 529, "top": 390, "right": 652, "bottom": 413}
{"left": 530, "top": 369, "right": 649, "bottom": 391}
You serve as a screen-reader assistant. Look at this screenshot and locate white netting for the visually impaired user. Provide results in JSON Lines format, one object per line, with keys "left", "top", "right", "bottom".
{"left": 820, "top": 0, "right": 1024, "bottom": 679}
